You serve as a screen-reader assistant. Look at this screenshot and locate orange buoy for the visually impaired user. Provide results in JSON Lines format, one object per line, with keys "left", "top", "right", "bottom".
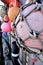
{"left": 8, "top": 7, "right": 19, "bottom": 21}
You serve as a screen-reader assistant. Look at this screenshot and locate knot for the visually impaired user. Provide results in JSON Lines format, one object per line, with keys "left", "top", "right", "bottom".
{"left": 19, "top": 14, "right": 24, "bottom": 21}
{"left": 29, "top": 30, "right": 39, "bottom": 38}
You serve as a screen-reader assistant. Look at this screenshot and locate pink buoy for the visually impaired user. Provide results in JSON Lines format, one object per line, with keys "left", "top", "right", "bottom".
{"left": 15, "top": 4, "right": 43, "bottom": 53}
{"left": 1, "top": 22, "right": 11, "bottom": 32}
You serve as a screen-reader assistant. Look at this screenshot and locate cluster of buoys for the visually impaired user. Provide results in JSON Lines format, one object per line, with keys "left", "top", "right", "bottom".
{"left": 0, "top": 0, "right": 43, "bottom": 65}
{"left": 0, "top": 1, "right": 20, "bottom": 64}
{"left": 1, "top": 0, "right": 43, "bottom": 37}
{"left": 1, "top": 0, "right": 20, "bottom": 32}
{"left": 1, "top": 0, "right": 43, "bottom": 40}
{"left": 1, "top": 15, "right": 11, "bottom": 32}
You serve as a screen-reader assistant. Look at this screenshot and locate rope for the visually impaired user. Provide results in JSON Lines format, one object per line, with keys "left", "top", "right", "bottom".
{"left": 37, "top": 55, "right": 43, "bottom": 63}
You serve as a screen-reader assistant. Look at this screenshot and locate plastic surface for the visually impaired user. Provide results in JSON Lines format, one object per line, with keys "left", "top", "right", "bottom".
{"left": 16, "top": 4, "right": 43, "bottom": 50}
{"left": 1, "top": 22, "right": 11, "bottom": 32}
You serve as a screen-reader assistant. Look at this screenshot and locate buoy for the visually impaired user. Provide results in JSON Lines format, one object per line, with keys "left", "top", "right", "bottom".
{"left": 2, "top": 0, "right": 11, "bottom": 5}
{"left": 1, "top": 22, "right": 11, "bottom": 32}
{"left": 4, "top": 15, "right": 9, "bottom": 22}
{"left": 8, "top": 7, "right": 19, "bottom": 21}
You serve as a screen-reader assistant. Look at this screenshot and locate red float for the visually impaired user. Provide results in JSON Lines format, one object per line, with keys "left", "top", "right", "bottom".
{"left": 2, "top": 0, "right": 12, "bottom": 5}
{"left": 11, "top": 0, "right": 21, "bottom": 7}
{"left": 4, "top": 15, "right": 9, "bottom": 22}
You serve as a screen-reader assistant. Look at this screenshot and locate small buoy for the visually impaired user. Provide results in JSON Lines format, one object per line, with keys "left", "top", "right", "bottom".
{"left": 1, "top": 22, "right": 11, "bottom": 32}
{"left": 4, "top": 15, "right": 9, "bottom": 22}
